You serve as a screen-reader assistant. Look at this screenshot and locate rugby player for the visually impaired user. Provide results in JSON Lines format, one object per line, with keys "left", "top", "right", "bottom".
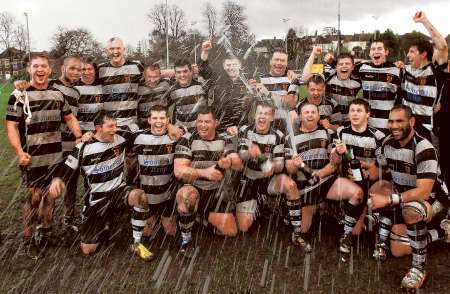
{"left": 326, "top": 98, "right": 385, "bottom": 260}
{"left": 285, "top": 103, "right": 336, "bottom": 251}
{"left": 401, "top": 11, "right": 448, "bottom": 140}
{"left": 367, "top": 105, "right": 449, "bottom": 290}
{"left": 302, "top": 46, "right": 361, "bottom": 126}
{"left": 6, "top": 53, "right": 82, "bottom": 256}
{"left": 49, "top": 111, "right": 155, "bottom": 261}
{"left": 128, "top": 105, "right": 181, "bottom": 245}
{"left": 173, "top": 106, "right": 242, "bottom": 257}
{"left": 293, "top": 75, "right": 340, "bottom": 131}
{"left": 237, "top": 101, "right": 303, "bottom": 248}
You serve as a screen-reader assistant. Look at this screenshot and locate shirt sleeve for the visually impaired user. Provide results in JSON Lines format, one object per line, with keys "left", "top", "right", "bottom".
{"left": 5, "top": 93, "right": 23, "bottom": 122}
{"left": 174, "top": 132, "right": 193, "bottom": 160}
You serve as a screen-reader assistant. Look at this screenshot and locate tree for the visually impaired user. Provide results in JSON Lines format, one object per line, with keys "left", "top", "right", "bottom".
{"left": 147, "top": 3, "right": 187, "bottom": 40}
{"left": 380, "top": 29, "right": 400, "bottom": 60}
{"left": 13, "top": 24, "right": 27, "bottom": 52}
{"left": 221, "top": 1, "right": 250, "bottom": 47}
{"left": 0, "top": 12, "right": 15, "bottom": 50}
{"left": 202, "top": 2, "right": 218, "bottom": 38}
{"left": 50, "top": 26, "right": 102, "bottom": 58}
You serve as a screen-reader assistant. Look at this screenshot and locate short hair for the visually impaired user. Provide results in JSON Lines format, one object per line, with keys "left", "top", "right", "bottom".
{"left": 149, "top": 104, "right": 168, "bottom": 117}
{"left": 94, "top": 110, "right": 116, "bottom": 126}
{"left": 255, "top": 99, "right": 275, "bottom": 113}
{"left": 410, "top": 38, "right": 433, "bottom": 61}
{"left": 271, "top": 48, "right": 288, "bottom": 57}
{"left": 107, "top": 37, "right": 123, "bottom": 46}
{"left": 306, "top": 74, "right": 325, "bottom": 87}
{"left": 349, "top": 98, "right": 370, "bottom": 113}
{"left": 197, "top": 105, "right": 217, "bottom": 120}
{"left": 336, "top": 53, "right": 354, "bottom": 64}
{"left": 299, "top": 102, "right": 319, "bottom": 114}
{"left": 390, "top": 104, "right": 413, "bottom": 119}
{"left": 63, "top": 56, "right": 81, "bottom": 66}
{"left": 25, "top": 52, "right": 50, "bottom": 67}
{"left": 146, "top": 63, "right": 161, "bottom": 72}
{"left": 174, "top": 59, "right": 192, "bottom": 71}
{"left": 223, "top": 56, "right": 241, "bottom": 65}
{"left": 370, "top": 38, "right": 386, "bottom": 48}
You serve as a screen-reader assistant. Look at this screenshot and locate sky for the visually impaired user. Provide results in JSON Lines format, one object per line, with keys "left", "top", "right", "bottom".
{"left": 2, "top": 0, "right": 450, "bottom": 51}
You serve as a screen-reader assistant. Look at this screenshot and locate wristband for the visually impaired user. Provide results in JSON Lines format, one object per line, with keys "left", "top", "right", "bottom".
{"left": 389, "top": 193, "right": 402, "bottom": 206}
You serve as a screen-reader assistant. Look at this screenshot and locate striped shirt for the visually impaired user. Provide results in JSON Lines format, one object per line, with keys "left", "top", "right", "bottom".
{"left": 356, "top": 62, "right": 401, "bottom": 133}
{"left": 137, "top": 79, "right": 171, "bottom": 128}
{"left": 174, "top": 132, "right": 235, "bottom": 190}
{"left": 131, "top": 130, "right": 177, "bottom": 204}
{"left": 62, "top": 134, "right": 127, "bottom": 206}
{"left": 74, "top": 82, "right": 103, "bottom": 132}
{"left": 238, "top": 125, "right": 285, "bottom": 180}
{"left": 260, "top": 73, "right": 293, "bottom": 124}
{"left": 325, "top": 70, "right": 362, "bottom": 124}
{"left": 402, "top": 62, "right": 448, "bottom": 132}
{"left": 167, "top": 61, "right": 215, "bottom": 131}
{"left": 377, "top": 133, "right": 439, "bottom": 193}
{"left": 51, "top": 80, "right": 80, "bottom": 156}
{"left": 6, "top": 86, "right": 71, "bottom": 176}
{"left": 98, "top": 60, "right": 144, "bottom": 128}
{"left": 285, "top": 126, "right": 331, "bottom": 183}
{"left": 296, "top": 97, "right": 339, "bottom": 122}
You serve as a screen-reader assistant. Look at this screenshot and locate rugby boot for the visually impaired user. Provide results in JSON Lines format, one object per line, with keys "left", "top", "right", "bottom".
{"left": 130, "top": 243, "right": 155, "bottom": 262}
{"left": 339, "top": 234, "right": 352, "bottom": 262}
{"left": 292, "top": 232, "right": 312, "bottom": 253}
{"left": 372, "top": 241, "right": 388, "bottom": 261}
{"left": 401, "top": 267, "right": 426, "bottom": 292}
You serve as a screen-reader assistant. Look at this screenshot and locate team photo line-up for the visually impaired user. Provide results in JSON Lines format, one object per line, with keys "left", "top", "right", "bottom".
{"left": 4, "top": 10, "right": 450, "bottom": 291}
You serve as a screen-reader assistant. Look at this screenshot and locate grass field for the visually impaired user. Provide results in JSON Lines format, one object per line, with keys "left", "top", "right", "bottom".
{"left": 0, "top": 82, "right": 449, "bottom": 293}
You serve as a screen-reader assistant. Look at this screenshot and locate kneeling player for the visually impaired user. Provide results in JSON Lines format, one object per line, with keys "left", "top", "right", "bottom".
{"left": 367, "top": 105, "right": 449, "bottom": 290}
{"left": 129, "top": 105, "right": 180, "bottom": 245}
{"left": 174, "top": 106, "right": 242, "bottom": 257}
{"left": 285, "top": 103, "right": 336, "bottom": 251}
{"left": 326, "top": 98, "right": 385, "bottom": 260}
{"left": 237, "top": 101, "right": 302, "bottom": 247}
{"left": 49, "top": 111, "right": 155, "bottom": 261}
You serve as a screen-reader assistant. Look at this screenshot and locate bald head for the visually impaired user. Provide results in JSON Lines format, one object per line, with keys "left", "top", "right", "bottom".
{"left": 107, "top": 37, "right": 125, "bottom": 66}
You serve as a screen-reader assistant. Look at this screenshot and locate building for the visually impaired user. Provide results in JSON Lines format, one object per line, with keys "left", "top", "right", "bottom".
{"left": 0, "top": 48, "right": 26, "bottom": 81}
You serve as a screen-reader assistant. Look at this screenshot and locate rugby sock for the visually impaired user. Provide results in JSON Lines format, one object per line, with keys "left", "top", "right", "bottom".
{"left": 377, "top": 215, "right": 393, "bottom": 244}
{"left": 426, "top": 228, "right": 444, "bottom": 243}
{"left": 131, "top": 207, "right": 149, "bottom": 244}
{"left": 407, "top": 221, "right": 427, "bottom": 271}
{"left": 179, "top": 214, "right": 196, "bottom": 245}
{"left": 286, "top": 199, "right": 302, "bottom": 234}
{"left": 343, "top": 201, "right": 362, "bottom": 235}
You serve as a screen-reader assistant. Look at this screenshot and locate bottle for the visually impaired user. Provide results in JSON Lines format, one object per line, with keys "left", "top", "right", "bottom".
{"left": 299, "top": 162, "right": 318, "bottom": 186}
{"left": 258, "top": 154, "right": 273, "bottom": 174}
{"left": 346, "top": 149, "right": 364, "bottom": 183}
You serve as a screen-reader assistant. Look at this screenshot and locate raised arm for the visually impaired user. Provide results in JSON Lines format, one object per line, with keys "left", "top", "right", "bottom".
{"left": 413, "top": 11, "right": 448, "bottom": 64}
{"left": 301, "top": 46, "right": 323, "bottom": 81}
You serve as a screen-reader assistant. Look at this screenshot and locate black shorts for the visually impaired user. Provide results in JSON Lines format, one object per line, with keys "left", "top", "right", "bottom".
{"left": 187, "top": 185, "right": 232, "bottom": 215}
{"left": 21, "top": 164, "right": 59, "bottom": 189}
{"left": 237, "top": 177, "right": 272, "bottom": 203}
{"left": 149, "top": 198, "right": 176, "bottom": 218}
{"left": 298, "top": 175, "right": 334, "bottom": 206}
{"left": 80, "top": 186, "right": 131, "bottom": 244}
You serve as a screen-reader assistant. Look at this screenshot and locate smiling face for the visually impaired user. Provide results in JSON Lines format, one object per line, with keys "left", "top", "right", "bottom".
{"left": 149, "top": 110, "right": 168, "bottom": 136}
{"left": 307, "top": 81, "right": 325, "bottom": 104}
{"left": 96, "top": 117, "right": 118, "bottom": 142}
{"left": 28, "top": 56, "right": 51, "bottom": 89}
{"left": 388, "top": 109, "right": 414, "bottom": 141}
{"left": 369, "top": 42, "right": 388, "bottom": 65}
{"left": 348, "top": 103, "right": 369, "bottom": 128}
{"left": 223, "top": 58, "right": 241, "bottom": 80}
{"left": 336, "top": 57, "right": 354, "bottom": 80}
{"left": 300, "top": 104, "right": 320, "bottom": 128}
{"left": 61, "top": 58, "right": 81, "bottom": 85}
{"left": 175, "top": 65, "right": 193, "bottom": 87}
{"left": 270, "top": 52, "right": 288, "bottom": 76}
{"left": 407, "top": 46, "right": 428, "bottom": 69}
{"left": 81, "top": 63, "right": 96, "bottom": 85}
{"left": 196, "top": 112, "right": 218, "bottom": 139}
{"left": 254, "top": 104, "right": 274, "bottom": 133}
{"left": 107, "top": 38, "right": 125, "bottom": 67}
{"left": 144, "top": 68, "right": 161, "bottom": 88}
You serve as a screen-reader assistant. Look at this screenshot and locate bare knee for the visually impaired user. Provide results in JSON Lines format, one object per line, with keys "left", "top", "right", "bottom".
{"left": 80, "top": 243, "right": 99, "bottom": 255}
{"left": 237, "top": 213, "right": 253, "bottom": 232}
{"left": 176, "top": 186, "right": 199, "bottom": 215}
{"left": 402, "top": 203, "right": 427, "bottom": 225}
{"left": 284, "top": 178, "right": 300, "bottom": 201}
{"left": 127, "top": 189, "right": 146, "bottom": 208}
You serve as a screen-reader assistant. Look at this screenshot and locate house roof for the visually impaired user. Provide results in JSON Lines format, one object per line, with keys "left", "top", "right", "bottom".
{"left": 0, "top": 47, "right": 25, "bottom": 59}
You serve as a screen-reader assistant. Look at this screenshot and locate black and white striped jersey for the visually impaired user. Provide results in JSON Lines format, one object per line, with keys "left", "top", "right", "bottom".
{"left": 355, "top": 62, "right": 402, "bottom": 133}
{"left": 376, "top": 132, "right": 440, "bottom": 193}
{"left": 137, "top": 79, "right": 171, "bottom": 128}
{"left": 325, "top": 70, "right": 362, "bottom": 124}
{"left": 98, "top": 60, "right": 144, "bottom": 128}
{"left": 285, "top": 126, "right": 332, "bottom": 183}
{"left": 62, "top": 134, "right": 128, "bottom": 206}
{"left": 260, "top": 72, "right": 293, "bottom": 124}
{"left": 74, "top": 82, "right": 103, "bottom": 132}
{"left": 51, "top": 80, "right": 80, "bottom": 156}
{"left": 238, "top": 125, "right": 285, "bottom": 180}
{"left": 131, "top": 129, "right": 178, "bottom": 204}
{"left": 167, "top": 60, "right": 216, "bottom": 131}
{"left": 174, "top": 131, "right": 235, "bottom": 190}
{"left": 6, "top": 85, "right": 72, "bottom": 176}
{"left": 402, "top": 62, "right": 448, "bottom": 132}
{"left": 296, "top": 97, "right": 339, "bottom": 122}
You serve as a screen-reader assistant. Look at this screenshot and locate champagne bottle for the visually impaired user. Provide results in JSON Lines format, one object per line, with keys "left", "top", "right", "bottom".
{"left": 346, "top": 148, "right": 364, "bottom": 183}
{"left": 299, "top": 162, "right": 319, "bottom": 185}
{"left": 258, "top": 154, "right": 273, "bottom": 174}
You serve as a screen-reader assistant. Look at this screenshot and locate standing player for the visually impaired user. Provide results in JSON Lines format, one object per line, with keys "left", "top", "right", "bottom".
{"left": 302, "top": 47, "right": 361, "bottom": 126}
{"left": 326, "top": 98, "right": 385, "bottom": 260}
{"left": 174, "top": 107, "right": 242, "bottom": 257}
{"left": 6, "top": 53, "right": 82, "bottom": 256}
{"left": 49, "top": 111, "right": 155, "bottom": 260}
{"left": 402, "top": 11, "right": 448, "bottom": 140}
{"left": 285, "top": 103, "right": 336, "bottom": 251}
{"left": 51, "top": 56, "right": 82, "bottom": 236}
{"left": 137, "top": 63, "right": 172, "bottom": 129}
{"left": 128, "top": 105, "right": 181, "bottom": 245}
{"left": 367, "top": 105, "right": 449, "bottom": 290}
{"left": 237, "top": 101, "right": 303, "bottom": 248}
{"left": 293, "top": 75, "right": 340, "bottom": 131}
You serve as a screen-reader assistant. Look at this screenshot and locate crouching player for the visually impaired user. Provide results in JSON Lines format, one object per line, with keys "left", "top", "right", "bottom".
{"left": 237, "top": 101, "right": 302, "bottom": 247}
{"left": 367, "top": 105, "right": 450, "bottom": 291}
{"left": 128, "top": 105, "right": 181, "bottom": 249}
{"left": 49, "top": 111, "right": 155, "bottom": 261}
{"left": 173, "top": 106, "right": 242, "bottom": 257}
{"left": 285, "top": 103, "right": 336, "bottom": 251}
